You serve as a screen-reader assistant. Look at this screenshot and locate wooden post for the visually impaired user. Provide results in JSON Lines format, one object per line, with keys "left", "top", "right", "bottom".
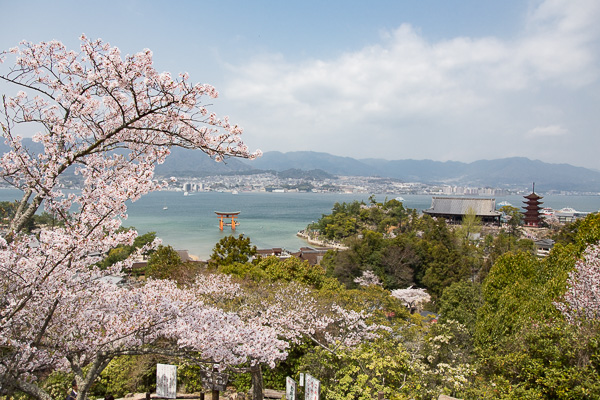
{"left": 200, "top": 393, "right": 205, "bottom": 400}
{"left": 377, "top": 391, "right": 384, "bottom": 400}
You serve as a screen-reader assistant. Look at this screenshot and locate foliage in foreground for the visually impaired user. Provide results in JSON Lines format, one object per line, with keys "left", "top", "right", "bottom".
{"left": 16, "top": 209, "right": 600, "bottom": 400}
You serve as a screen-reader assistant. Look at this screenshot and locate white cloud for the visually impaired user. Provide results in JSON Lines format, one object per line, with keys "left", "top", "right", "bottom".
{"left": 222, "top": 0, "right": 600, "bottom": 168}
{"left": 526, "top": 125, "right": 568, "bottom": 138}
{"left": 518, "top": 0, "right": 600, "bottom": 86}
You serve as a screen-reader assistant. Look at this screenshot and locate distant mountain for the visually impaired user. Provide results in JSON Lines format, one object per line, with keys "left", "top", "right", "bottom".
{"left": 360, "top": 158, "right": 466, "bottom": 181}
{"left": 243, "top": 151, "right": 600, "bottom": 192}
{"left": 154, "top": 147, "right": 254, "bottom": 176}
{"left": 275, "top": 168, "right": 336, "bottom": 180}
{"left": 246, "top": 151, "right": 374, "bottom": 176}
{"left": 361, "top": 157, "right": 600, "bottom": 192}
{"left": 2, "top": 141, "right": 599, "bottom": 191}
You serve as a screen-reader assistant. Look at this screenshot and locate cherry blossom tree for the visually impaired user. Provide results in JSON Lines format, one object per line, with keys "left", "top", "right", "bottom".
{"left": 194, "top": 276, "right": 387, "bottom": 400}
{"left": 354, "top": 270, "right": 383, "bottom": 287}
{"left": 247, "top": 283, "right": 384, "bottom": 400}
{"left": 555, "top": 243, "right": 600, "bottom": 324}
{"left": 245, "top": 282, "right": 383, "bottom": 351}
{"left": 4, "top": 276, "right": 288, "bottom": 400}
{"left": 391, "top": 286, "right": 431, "bottom": 313}
{"left": 0, "top": 36, "right": 264, "bottom": 399}
{"left": 0, "top": 36, "right": 385, "bottom": 400}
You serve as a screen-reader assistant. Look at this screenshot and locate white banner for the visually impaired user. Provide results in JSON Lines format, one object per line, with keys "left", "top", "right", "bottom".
{"left": 304, "top": 374, "right": 320, "bottom": 400}
{"left": 156, "top": 364, "right": 177, "bottom": 399}
{"left": 286, "top": 377, "right": 296, "bottom": 400}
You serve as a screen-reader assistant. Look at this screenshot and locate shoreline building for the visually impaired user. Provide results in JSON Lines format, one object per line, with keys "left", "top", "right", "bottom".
{"left": 422, "top": 197, "right": 502, "bottom": 224}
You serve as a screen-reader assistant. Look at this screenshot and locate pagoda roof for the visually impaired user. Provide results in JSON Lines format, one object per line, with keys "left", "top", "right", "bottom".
{"left": 524, "top": 192, "right": 543, "bottom": 200}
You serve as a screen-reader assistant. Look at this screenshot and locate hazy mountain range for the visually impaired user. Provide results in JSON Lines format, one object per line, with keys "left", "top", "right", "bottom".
{"left": 2, "top": 140, "right": 599, "bottom": 192}
{"left": 237, "top": 151, "right": 600, "bottom": 192}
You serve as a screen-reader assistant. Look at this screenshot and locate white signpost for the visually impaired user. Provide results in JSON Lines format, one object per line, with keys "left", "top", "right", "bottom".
{"left": 156, "top": 364, "right": 177, "bottom": 399}
{"left": 286, "top": 377, "right": 297, "bottom": 400}
{"left": 304, "top": 374, "right": 320, "bottom": 400}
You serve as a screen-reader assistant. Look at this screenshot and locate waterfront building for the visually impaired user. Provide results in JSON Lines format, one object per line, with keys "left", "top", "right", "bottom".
{"left": 255, "top": 248, "right": 289, "bottom": 259}
{"left": 423, "top": 197, "right": 502, "bottom": 224}
{"left": 554, "top": 207, "right": 589, "bottom": 223}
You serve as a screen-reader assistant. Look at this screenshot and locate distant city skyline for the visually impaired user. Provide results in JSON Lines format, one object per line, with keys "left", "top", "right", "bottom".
{"left": 1, "top": 0, "right": 599, "bottom": 170}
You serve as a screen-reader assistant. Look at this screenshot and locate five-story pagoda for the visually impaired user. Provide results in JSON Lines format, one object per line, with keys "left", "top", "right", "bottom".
{"left": 523, "top": 183, "right": 543, "bottom": 227}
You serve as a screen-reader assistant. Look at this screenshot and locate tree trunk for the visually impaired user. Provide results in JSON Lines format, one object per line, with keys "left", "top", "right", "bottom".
{"left": 15, "top": 379, "right": 54, "bottom": 400}
{"left": 9, "top": 191, "right": 42, "bottom": 235}
{"left": 250, "top": 365, "right": 264, "bottom": 400}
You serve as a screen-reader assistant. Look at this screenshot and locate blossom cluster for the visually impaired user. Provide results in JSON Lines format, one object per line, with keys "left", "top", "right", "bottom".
{"left": 391, "top": 286, "right": 431, "bottom": 309}
{"left": 555, "top": 243, "right": 600, "bottom": 324}
{"left": 354, "top": 270, "right": 383, "bottom": 287}
{"left": 236, "top": 282, "right": 387, "bottom": 354}
{"left": 0, "top": 36, "right": 381, "bottom": 399}
{"left": 0, "top": 36, "right": 262, "bottom": 397}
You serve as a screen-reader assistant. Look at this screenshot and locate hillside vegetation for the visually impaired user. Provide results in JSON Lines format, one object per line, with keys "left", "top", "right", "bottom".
{"left": 32, "top": 200, "right": 600, "bottom": 400}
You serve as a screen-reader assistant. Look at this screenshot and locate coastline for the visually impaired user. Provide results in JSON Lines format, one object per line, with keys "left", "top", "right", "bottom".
{"left": 296, "top": 230, "right": 349, "bottom": 250}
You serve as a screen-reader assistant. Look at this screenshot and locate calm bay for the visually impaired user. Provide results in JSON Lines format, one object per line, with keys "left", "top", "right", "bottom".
{"left": 1, "top": 188, "right": 598, "bottom": 260}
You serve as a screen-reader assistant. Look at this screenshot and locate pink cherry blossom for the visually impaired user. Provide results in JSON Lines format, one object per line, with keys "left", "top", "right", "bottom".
{"left": 555, "top": 243, "right": 600, "bottom": 324}
{"left": 354, "top": 270, "right": 383, "bottom": 287}
{"left": 0, "top": 36, "right": 382, "bottom": 400}
{"left": 391, "top": 286, "right": 431, "bottom": 311}
{"left": 0, "top": 36, "right": 263, "bottom": 400}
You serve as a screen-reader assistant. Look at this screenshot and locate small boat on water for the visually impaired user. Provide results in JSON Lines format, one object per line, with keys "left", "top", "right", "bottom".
{"left": 395, "top": 196, "right": 405, "bottom": 202}
{"left": 498, "top": 201, "right": 512, "bottom": 207}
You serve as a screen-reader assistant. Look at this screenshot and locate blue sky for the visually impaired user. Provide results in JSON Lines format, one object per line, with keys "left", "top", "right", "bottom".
{"left": 1, "top": 0, "right": 599, "bottom": 169}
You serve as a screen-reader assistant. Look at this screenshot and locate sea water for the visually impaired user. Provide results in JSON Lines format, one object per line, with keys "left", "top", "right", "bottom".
{"left": 1, "top": 188, "right": 598, "bottom": 260}
{"left": 123, "top": 191, "right": 382, "bottom": 259}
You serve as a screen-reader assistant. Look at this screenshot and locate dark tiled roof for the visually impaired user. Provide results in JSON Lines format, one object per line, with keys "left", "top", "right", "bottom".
{"left": 424, "top": 197, "right": 502, "bottom": 217}
{"left": 256, "top": 248, "right": 284, "bottom": 256}
{"left": 535, "top": 238, "right": 555, "bottom": 249}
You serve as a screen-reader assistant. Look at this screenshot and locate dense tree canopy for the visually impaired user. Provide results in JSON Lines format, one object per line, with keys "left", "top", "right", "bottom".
{"left": 210, "top": 234, "right": 257, "bottom": 266}
{"left": 305, "top": 198, "right": 600, "bottom": 399}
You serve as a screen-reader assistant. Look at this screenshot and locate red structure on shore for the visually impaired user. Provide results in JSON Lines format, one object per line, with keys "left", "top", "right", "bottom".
{"left": 215, "top": 211, "right": 240, "bottom": 230}
{"left": 523, "top": 184, "right": 543, "bottom": 227}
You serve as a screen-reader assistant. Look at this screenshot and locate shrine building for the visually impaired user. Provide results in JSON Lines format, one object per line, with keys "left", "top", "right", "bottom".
{"left": 422, "top": 197, "right": 502, "bottom": 224}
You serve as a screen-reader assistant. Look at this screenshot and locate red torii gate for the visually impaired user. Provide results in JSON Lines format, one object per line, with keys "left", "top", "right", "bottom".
{"left": 215, "top": 211, "right": 240, "bottom": 230}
